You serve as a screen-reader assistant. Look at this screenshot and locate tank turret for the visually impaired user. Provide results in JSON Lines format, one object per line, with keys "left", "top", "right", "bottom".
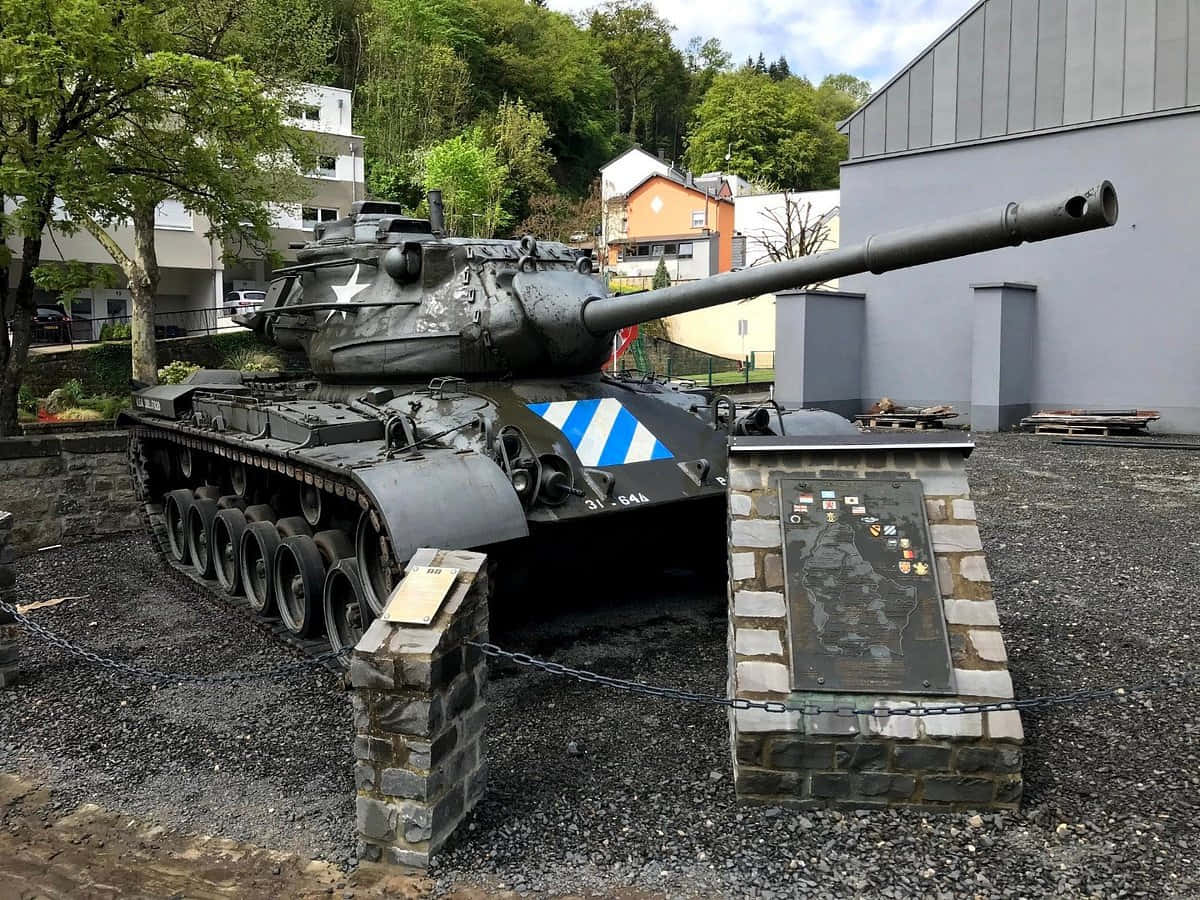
{"left": 245, "top": 182, "right": 1117, "bottom": 382}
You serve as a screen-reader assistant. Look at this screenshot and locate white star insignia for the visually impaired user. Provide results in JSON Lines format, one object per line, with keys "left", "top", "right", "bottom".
{"left": 325, "top": 264, "right": 370, "bottom": 323}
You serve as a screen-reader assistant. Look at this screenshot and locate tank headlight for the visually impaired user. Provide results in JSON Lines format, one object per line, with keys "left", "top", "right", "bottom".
{"left": 511, "top": 468, "right": 532, "bottom": 495}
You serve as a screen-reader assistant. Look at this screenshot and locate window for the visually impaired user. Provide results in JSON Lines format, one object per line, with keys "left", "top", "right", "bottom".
{"left": 651, "top": 244, "right": 665, "bottom": 256}
{"left": 288, "top": 103, "right": 321, "bottom": 123}
{"left": 677, "top": 242, "right": 693, "bottom": 258}
{"left": 313, "top": 155, "right": 337, "bottom": 178}
{"left": 154, "top": 199, "right": 192, "bottom": 231}
{"left": 663, "top": 243, "right": 677, "bottom": 255}
{"left": 302, "top": 207, "right": 339, "bottom": 229}
{"left": 691, "top": 210, "right": 706, "bottom": 228}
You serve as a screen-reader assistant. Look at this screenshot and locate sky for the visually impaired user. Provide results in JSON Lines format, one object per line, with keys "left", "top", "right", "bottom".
{"left": 546, "top": 0, "right": 974, "bottom": 90}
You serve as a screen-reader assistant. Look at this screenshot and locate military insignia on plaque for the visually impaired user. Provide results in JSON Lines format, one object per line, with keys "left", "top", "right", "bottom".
{"left": 778, "top": 477, "right": 954, "bottom": 695}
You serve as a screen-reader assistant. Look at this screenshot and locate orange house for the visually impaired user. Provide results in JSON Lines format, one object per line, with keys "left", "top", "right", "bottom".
{"left": 606, "top": 174, "right": 735, "bottom": 279}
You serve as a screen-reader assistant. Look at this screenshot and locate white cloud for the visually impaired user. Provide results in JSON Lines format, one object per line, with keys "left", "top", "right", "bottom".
{"left": 547, "top": 0, "right": 973, "bottom": 88}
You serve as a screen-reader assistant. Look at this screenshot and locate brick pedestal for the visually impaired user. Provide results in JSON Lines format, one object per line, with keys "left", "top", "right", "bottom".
{"left": 350, "top": 548, "right": 489, "bottom": 868}
{"left": 0, "top": 511, "right": 19, "bottom": 688}
{"left": 727, "top": 434, "right": 1023, "bottom": 810}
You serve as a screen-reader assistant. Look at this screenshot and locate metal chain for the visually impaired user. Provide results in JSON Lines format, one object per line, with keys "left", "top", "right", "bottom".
{"left": 0, "top": 600, "right": 350, "bottom": 686}
{"left": 469, "top": 641, "right": 1199, "bottom": 718}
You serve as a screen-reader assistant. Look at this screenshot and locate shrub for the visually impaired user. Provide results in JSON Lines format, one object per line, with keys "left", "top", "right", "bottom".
{"left": 45, "top": 378, "right": 86, "bottom": 413}
{"left": 652, "top": 257, "right": 671, "bottom": 290}
{"left": 79, "top": 395, "right": 131, "bottom": 420}
{"left": 99, "top": 322, "right": 132, "bottom": 341}
{"left": 158, "top": 360, "right": 200, "bottom": 384}
{"left": 18, "top": 384, "right": 38, "bottom": 414}
{"left": 222, "top": 347, "right": 283, "bottom": 372}
{"left": 56, "top": 407, "right": 105, "bottom": 421}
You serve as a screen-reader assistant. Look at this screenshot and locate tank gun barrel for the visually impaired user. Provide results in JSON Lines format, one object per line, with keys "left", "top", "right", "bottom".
{"left": 582, "top": 180, "right": 1118, "bottom": 334}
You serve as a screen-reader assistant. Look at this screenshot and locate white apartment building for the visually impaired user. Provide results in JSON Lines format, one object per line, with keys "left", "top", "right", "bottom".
{"left": 4, "top": 83, "right": 365, "bottom": 342}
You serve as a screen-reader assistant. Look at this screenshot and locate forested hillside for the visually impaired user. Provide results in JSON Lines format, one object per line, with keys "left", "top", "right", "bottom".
{"left": 304, "top": 0, "right": 867, "bottom": 237}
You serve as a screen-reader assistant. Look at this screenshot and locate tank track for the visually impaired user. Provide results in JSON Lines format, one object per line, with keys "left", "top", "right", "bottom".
{"left": 126, "top": 423, "right": 398, "bottom": 672}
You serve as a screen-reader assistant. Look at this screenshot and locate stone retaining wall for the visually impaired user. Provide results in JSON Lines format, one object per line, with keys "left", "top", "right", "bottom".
{"left": 0, "top": 433, "right": 140, "bottom": 553}
{"left": 0, "top": 511, "right": 19, "bottom": 687}
{"left": 728, "top": 438, "right": 1023, "bottom": 810}
{"left": 351, "top": 548, "right": 489, "bottom": 868}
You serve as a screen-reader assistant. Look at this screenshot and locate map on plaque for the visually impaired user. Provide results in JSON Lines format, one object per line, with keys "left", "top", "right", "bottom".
{"left": 778, "top": 477, "right": 955, "bottom": 695}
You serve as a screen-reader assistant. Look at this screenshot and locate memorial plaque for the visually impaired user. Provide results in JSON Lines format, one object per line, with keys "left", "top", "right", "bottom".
{"left": 779, "top": 478, "right": 955, "bottom": 694}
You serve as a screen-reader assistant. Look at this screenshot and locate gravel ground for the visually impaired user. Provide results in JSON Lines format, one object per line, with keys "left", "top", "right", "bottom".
{"left": 2, "top": 432, "right": 1199, "bottom": 898}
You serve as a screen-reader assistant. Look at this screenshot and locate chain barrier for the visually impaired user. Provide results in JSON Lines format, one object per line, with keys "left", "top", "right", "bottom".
{"left": 0, "top": 599, "right": 350, "bottom": 686}
{"left": 470, "top": 641, "right": 1199, "bottom": 718}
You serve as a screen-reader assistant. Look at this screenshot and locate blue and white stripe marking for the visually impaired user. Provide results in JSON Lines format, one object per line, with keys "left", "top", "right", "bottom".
{"left": 526, "top": 398, "right": 673, "bottom": 466}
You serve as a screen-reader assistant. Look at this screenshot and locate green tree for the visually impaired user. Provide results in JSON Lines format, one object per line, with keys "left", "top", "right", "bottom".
{"left": 0, "top": 0, "right": 168, "bottom": 432}
{"left": 422, "top": 129, "right": 511, "bottom": 238}
{"left": 651, "top": 255, "right": 670, "bottom": 289}
{"left": 358, "top": 0, "right": 478, "bottom": 204}
{"left": 485, "top": 98, "right": 555, "bottom": 224}
{"left": 684, "top": 69, "right": 846, "bottom": 190}
{"left": 68, "top": 56, "right": 317, "bottom": 383}
{"left": 820, "top": 73, "right": 872, "bottom": 105}
{"left": 470, "top": 0, "right": 614, "bottom": 189}
{"left": 587, "top": 0, "right": 686, "bottom": 152}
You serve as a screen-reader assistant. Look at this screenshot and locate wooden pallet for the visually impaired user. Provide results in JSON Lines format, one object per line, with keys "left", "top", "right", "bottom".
{"left": 1032, "top": 422, "right": 1150, "bottom": 436}
{"left": 856, "top": 416, "right": 945, "bottom": 430}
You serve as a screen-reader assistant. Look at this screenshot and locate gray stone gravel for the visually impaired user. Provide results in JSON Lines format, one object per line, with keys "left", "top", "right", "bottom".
{"left": 1, "top": 432, "right": 1199, "bottom": 898}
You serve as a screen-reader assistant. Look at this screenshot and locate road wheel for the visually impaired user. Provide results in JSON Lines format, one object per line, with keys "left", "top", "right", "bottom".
{"left": 186, "top": 499, "right": 220, "bottom": 578}
{"left": 324, "top": 559, "right": 370, "bottom": 666}
{"left": 276, "top": 516, "right": 313, "bottom": 539}
{"left": 313, "top": 529, "right": 354, "bottom": 568}
{"left": 240, "top": 521, "right": 281, "bottom": 615}
{"left": 274, "top": 534, "right": 325, "bottom": 637}
{"left": 164, "top": 489, "right": 194, "bottom": 564}
{"left": 194, "top": 485, "right": 222, "bottom": 502}
{"left": 356, "top": 511, "right": 396, "bottom": 617}
{"left": 243, "top": 504, "right": 277, "bottom": 524}
{"left": 212, "top": 508, "right": 248, "bottom": 595}
{"left": 217, "top": 494, "right": 246, "bottom": 511}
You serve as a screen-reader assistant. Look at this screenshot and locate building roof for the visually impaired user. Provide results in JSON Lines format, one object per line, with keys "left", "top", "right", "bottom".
{"left": 607, "top": 232, "right": 716, "bottom": 246}
{"left": 599, "top": 145, "right": 678, "bottom": 174}
{"left": 840, "top": 0, "right": 1200, "bottom": 163}
{"left": 624, "top": 172, "right": 734, "bottom": 204}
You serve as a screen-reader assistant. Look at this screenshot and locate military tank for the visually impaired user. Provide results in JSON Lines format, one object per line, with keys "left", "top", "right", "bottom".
{"left": 122, "top": 181, "right": 1117, "bottom": 658}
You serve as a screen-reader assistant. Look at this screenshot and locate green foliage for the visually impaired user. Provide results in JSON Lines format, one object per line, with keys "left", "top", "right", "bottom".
{"left": 79, "top": 394, "right": 131, "bottom": 419}
{"left": 81, "top": 342, "right": 135, "bottom": 396}
{"left": 99, "top": 322, "right": 133, "bottom": 341}
{"left": 157, "top": 360, "right": 201, "bottom": 385}
{"left": 17, "top": 384, "right": 37, "bottom": 415}
{"left": 684, "top": 69, "right": 851, "bottom": 190}
{"left": 45, "top": 378, "right": 86, "bottom": 413}
{"left": 222, "top": 347, "right": 283, "bottom": 372}
{"left": 422, "top": 130, "right": 511, "bottom": 237}
{"left": 487, "top": 98, "right": 555, "bottom": 223}
{"left": 588, "top": 0, "right": 687, "bottom": 153}
{"left": 652, "top": 257, "right": 671, "bottom": 290}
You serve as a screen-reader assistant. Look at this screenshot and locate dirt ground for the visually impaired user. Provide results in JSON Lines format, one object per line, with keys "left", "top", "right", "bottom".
{"left": 0, "top": 775, "right": 648, "bottom": 899}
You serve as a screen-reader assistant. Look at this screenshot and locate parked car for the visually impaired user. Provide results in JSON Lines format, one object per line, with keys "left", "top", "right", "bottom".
{"left": 222, "top": 290, "right": 266, "bottom": 314}
{"left": 31, "top": 305, "right": 73, "bottom": 344}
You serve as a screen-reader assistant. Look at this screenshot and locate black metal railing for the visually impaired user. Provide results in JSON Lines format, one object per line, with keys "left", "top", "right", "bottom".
{"left": 31, "top": 308, "right": 243, "bottom": 347}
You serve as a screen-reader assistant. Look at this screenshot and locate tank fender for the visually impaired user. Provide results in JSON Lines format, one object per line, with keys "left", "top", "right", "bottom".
{"left": 351, "top": 450, "right": 528, "bottom": 563}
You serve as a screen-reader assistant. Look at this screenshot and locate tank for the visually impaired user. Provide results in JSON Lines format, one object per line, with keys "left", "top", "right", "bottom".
{"left": 121, "top": 181, "right": 1117, "bottom": 657}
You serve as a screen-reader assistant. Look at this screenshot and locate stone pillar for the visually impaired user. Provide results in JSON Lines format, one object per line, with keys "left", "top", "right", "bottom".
{"left": 350, "top": 548, "right": 489, "bottom": 868}
{"left": 970, "top": 282, "right": 1037, "bottom": 431}
{"left": 773, "top": 290, "right": 866, "bottom": 418}
{"left": 0, "top": 511, "right": 19, "bottom": 688}
{"left": 727, "top": 434, "right": 1023, "bottom": 810}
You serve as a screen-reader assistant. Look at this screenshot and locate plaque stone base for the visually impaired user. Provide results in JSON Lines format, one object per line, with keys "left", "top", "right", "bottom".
{"left": 727, "top": 434, "right": 1023, "bottom": 810}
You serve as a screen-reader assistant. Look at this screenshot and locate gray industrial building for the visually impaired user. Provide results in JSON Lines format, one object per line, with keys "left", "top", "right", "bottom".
{"left": 777, "top": 0, "right": 1200, "bottom": 432}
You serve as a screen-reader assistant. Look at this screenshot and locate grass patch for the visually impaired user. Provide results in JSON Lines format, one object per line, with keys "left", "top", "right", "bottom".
{"left": 674, "top": 368, "right": 775, "bottom": 386}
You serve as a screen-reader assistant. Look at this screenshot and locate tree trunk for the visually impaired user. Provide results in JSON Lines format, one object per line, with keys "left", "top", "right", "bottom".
{"left": 0, "top": 199, "right": 51, "bottom": 437}
{"left": 128, "top": 198, "right": 161, "bottom": 385}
